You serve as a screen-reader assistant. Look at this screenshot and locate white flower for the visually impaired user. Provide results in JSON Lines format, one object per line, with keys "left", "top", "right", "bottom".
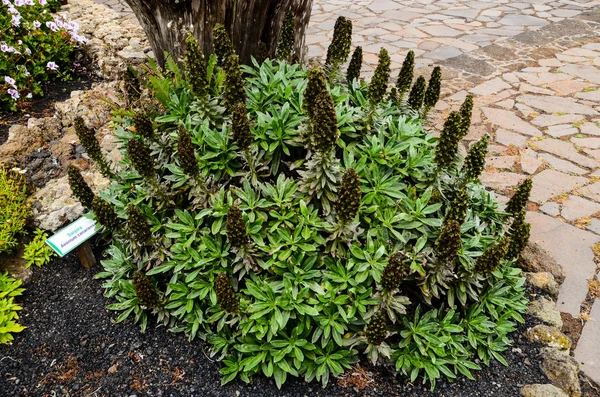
{"left": 24, "top": 47, "right": 31, "bottom": 55}
{"left": 26, "top": 93, "right": 32, "bottom": 99}
{"left": 11, "top": 15, "right": 21, "bottom": 26}
{"left": 46, "top": 21, "right": 58, "bottom": 32}
{"left": 33, "top": 20, "right": 41, "bottom": 29}
{"left": 24, "top": 0, "right": 34, "bottom": 5}
{"left": 0, "top": 44, "right": 9, "bottom": 52}
{"left": 14, "top": 0, "right": 24, "bottom": 6}
{"left": 46, "top": 61, "right": 58, "bottom": 70}
{"left": 38, "top": 0, "right": 46, "bottom": 4}
{"left": 4, "top": 76, "right": 16, "bottom": 88}
{"left": 7, "top": 88, "right": 20, "bottom": 100}
{"left": 17, "top": 40, "right": 22, "bottom": 45}
{"left": 2, "top": 0, "right": 12, "bottom": 6}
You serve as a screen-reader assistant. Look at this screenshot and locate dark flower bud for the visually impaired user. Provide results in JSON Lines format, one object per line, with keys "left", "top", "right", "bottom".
{"left": 435, "top": 220, "right": 462, "bottom": 266}
{"left": 257, "top": 41, "right": 269, "bottom": 64}
{"left": 506, "top": 179, "right": 532, "bottom": 216}
{"left": 304, "top": 67, "right": 327, "bottom": 118}
{"left": 325, "top": 16, "right": 352, "bottom": 69}
{"left": 177, "top": 125, "right": 199, "bottom": 178}
{"left": 276, "top": 11, "right": 295, "bottom": 61}
{"left": 185, "top": 34, "right": 208, "bottom": 98}
{"left": 133, "top": 111, "right": 153, "bottom": 140}
{"left": 396, "top": 50, "right": 414, "bottom": 100}
{"left": 335, "top": 168, "right": 361, "bottom": 224}
{"left": 407, "top": 75, "right": 426, "bottom": 111}
{"left": 223, "top": 54, "right": 246, "bottom": 110}
{"left": 226, "top": 205, "right": 249, "bottom": 247}
{"left": 123, "top": 65, "right": 141, "bottom": 103}
{"left": 434, "top": 111, "right": 463, "bottom": 169}
{"left": 133, "top": 271, "right": 161, "bottom": 309}
{"left": 505, "top": 210, "right": 531, "bottom": 261}
{"left": 67, "top": 165, "right": 95, "bottom": 209}
{"left": 459, "top": 94, "right": 473, "bottom": 137}
{"left": 365, "top": 311, "right": 387, "bottom": 345}
{"left": 215, "top": 273, "right": 240, "bottom": 313}
{"left": 381, "top": 252, "right": 408, "bottom": 292}
{"left": 232, "top": 103, "right": 253, "bottom": 151}
{"left": 127, "top": 205, "right": 152, "bottom": 244}
{"left": 127, "top": 139, "right": 155, "bottom": 180}
{"left": 368, "top": 47, "right": 391, "bottom": 107}
{"left": 346, "top": 46, "right": 363, "bottom": 84}
{"left": 91, "top": 196, "right": 118, "bottom": 230}
{"left": 213, "top": 24, "right": 234, "bottom": 65}
{"left": 476, "top": 237, "right": 509, "bottom": 273}
{"left": 445, "top": 187, "right": 469, "bottom": 226}
{"left": 462, "top": 135, "right": 489, "bottom": 181}
{"left": 423, "top": 66, "right": 442, "bottom": 116}
{"left": 310, "top": 89, "right": 338, "bottom": 154}
{"left": 74, "top": 117, "right": 115, "bottom": 179}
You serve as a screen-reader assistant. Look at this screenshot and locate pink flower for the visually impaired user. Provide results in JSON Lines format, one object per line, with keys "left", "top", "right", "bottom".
{"left": 11, "top": 14, "right": 21, "bottom": 26}
{"left": 24, "top": 0, "right": 34, "bottom": 5}
{"left": 24, "top": 47, "right": 31, "bottom": 55}
{"left": 38, "top": 0, "right": 46, "bottom": 4}
{"left": 13, "top": 0, "right": 24, "bottom": 6}
{"left": 5, "top": 76, "right": 16, "bottom": 88}
{"left": 26, "top": 93, "right": 32, "bottom": 99}
{"left": 46, "top": 61, "right": 58, "bottom": 70}
{"left": 33, "top": 20, "right": 41, "bottom": 29}
{"left": 7, "top": 88, "right": 20, "bottom": 100}
{"left": 0, "top": 44, "right": 9, "bottom": 52}
{"left": 46, "top": 21, "right": 58, "bottom": 32}
{"left": 2, "top": 0, "right": 12, "bottom": 6}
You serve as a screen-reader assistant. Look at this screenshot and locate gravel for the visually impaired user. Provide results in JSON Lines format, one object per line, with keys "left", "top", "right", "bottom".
{"left": 1, "top": 248, "right": 552, "bottom": 397}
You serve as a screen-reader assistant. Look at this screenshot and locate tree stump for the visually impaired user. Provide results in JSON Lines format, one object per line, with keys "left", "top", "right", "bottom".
{"left": 123, "top": 0, "right": 314, "bottom": 67}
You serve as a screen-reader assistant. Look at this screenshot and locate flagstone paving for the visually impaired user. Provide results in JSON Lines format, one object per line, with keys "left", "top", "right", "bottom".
{"left": 88, "top": 0, "right": 600, "bottom": 387}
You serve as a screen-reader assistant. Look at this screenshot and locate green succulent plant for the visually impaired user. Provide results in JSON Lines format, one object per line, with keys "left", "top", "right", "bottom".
{"left": 396, "top": 50, "right": 414, "bottom": 100}
{"left": 276, "top": 11, "right": 295, "bottom": 61}
{"left": 133, "top": 271, "right": 162, "bottom": 309}
{"left": 407, "top": 75, "right": 426, "bottom": 112}
{"left": 346, "top": 46, "right": 363, "bottom": 84}
{"left": 368, "top": 48, "right": 391, "bottom": 108}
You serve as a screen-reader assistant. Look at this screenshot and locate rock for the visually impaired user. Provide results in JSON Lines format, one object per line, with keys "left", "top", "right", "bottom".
{"left": 518, "top": 242, "right": 566, "bottom": 284}
{"left": 521, "top": 384, "right": 569, "bottom": 397}
{"left": 32, "top": 173, "right": 109, "bottom": 232}
{"left": 524, "top": 272, "right": 560, "bottom": 299}
{"left": 528, "top": 298, "right": 563, "bottom": 328}
{"left": 541, "top": 348, "right": 581, "bottom": 397}
{"left": 0, "top": 125, "right": 44, "bottom": 161}
{"left": 526, "top": 325, "right": 571, "bottom": 350}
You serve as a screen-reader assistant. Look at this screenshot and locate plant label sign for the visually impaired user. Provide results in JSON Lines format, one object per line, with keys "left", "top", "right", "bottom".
{"left": 46, "top": 216, "right": 98, "bottom": 257}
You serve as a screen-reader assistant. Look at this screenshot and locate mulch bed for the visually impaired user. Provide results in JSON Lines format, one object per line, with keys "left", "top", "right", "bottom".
{"left": 0, "top": 244, "right": 558, "bottom": 397}
{"left": 0, "top": 67, "right": 98, "bottom": 146}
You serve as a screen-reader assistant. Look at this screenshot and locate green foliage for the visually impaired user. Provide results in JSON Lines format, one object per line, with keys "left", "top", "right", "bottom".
{"left": 185, "top": 34, "right": 208, "bottom": 98}
{"left": 213, "top": 24, "right": 234, "bottom": 65}
{"left": 85, "top": 26, "right": 529, "bottom": 390}
{"left": 1, "top": 0, "right": 83, "bottom": 110}
{"left": 325, "top": 16, "right": 352, "bottom": 80}
{"left": 23, "top": 228, "right": 54, "bottom": 268}
{"left": 0, "top": 271, "right": 25, "bottom": 344}
{"left": 276, "top": 11, "right": 295, "bottom": 62}
{"left": 0, "top": 167, "right": 30, "bottom": 254}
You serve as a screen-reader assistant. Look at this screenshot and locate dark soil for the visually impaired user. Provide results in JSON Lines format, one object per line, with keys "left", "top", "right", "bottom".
{"left": 0, "top": 68, "right": 98, "bottom": 145}
{"left": 0, "top": 249, "right": 556, "bottom": 397}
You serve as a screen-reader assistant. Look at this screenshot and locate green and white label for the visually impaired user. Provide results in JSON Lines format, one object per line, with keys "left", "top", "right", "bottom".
{"left": 46, "top": 216, "right": 98, "bottom": 257}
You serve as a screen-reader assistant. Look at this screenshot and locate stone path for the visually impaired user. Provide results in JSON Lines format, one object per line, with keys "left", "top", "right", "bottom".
{"left": 89, "top": 0, "right": 600, "bottom": 387}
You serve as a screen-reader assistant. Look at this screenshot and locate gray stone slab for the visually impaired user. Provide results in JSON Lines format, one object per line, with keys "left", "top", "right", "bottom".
{"left": 526, "top": 212, "right": 599, "bottom": 316}
{"left": 534, "top": 138, "right": 597, "bottom": 169}
{"left": 578, "top": 182, "right": 600, "bottom": 202}
{"left": 580, "top": 123, "right": 600, "bottom": 137}
{"left": 531, "top": 114, "right": 586, "bottom": 127}
{"left": 572, "top": 137, "right": 600, "bottom": 150}
{"left": 540, "top": 202, "right": 561, "bottom": 216}
{"left": 559, "top": 64, "right": 600, "bottom": 84}
{"left": 480, "top": 171, "right": 526, "bottom": 191}
{"left": 586, "top": 218, "right": 600, "bottom": 234}
{"left": 487, "top": 156, "right": 517, "bottom": 170}
{"left": 471, "top": 78, "right": 512, "bottom": 96}
{"left": 561, "top": 196, "right": 600, "bottom": 221}
{"left": 538, "top": 153, "right": 588, "bottom": 175}
{"left": 499, "top": 14, "right": 548, "bottom": 26}
{"left": 530, "top": 169, "right": 588, "bottom": 203}
{"left": 575, "top": 299, "right": 600, "bottom": 384}
{"left": 482, "top": 107, "right": 542, "bottom": 136}
{"left": 495, "top": 129, "right": 528, "bottom": 146}
{"left": 518, "top": 94, "right": 597, "bottom": 115}
{"left": 439, "top": 54, "right": 495, "bottom": 76}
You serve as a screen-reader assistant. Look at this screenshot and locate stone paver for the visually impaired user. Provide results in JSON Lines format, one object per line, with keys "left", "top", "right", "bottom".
{"left": 574, "top": 299, "right": 600, "bottom": 384}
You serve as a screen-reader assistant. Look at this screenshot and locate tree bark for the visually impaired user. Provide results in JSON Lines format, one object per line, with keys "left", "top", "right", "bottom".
{"left": 123, "top": 0, "right": 314, "bottom": 67}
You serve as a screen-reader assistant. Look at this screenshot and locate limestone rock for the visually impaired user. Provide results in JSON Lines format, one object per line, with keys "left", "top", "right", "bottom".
{"left": 528, "top": 298, "right": 563, "bottom": 328}
{"left": 524, "top": 272, "right": 560, "bottom": 299}
{"left": 0, "top": 125, "right": 44, "bottom": 161}
{"left": 541, "top": 348, "right": 581, "bottom": 397}
{"left": 521, "top": 384, "right": 569, "bottom": 397}
{"left": 526, "top": 325, "right": 571, "bottom": 350}
{"left": 519, "top": 242, "right": 566, "bottom": 284}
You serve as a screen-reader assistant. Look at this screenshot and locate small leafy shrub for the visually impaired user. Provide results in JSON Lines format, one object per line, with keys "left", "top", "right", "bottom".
{"left": 0, "top": 167, "right": 30, "bottom": 254}
{"left": 0, "top": 0, "right": 87, "bottom": 110}
{"left": 76, "top": 18, "right": 530, "bottom": 389}
{"left": 0, "top": 271, "right": 26, "bottom": 344}
{"left": 23, "top": 228, "right": 54, "bottom": 267}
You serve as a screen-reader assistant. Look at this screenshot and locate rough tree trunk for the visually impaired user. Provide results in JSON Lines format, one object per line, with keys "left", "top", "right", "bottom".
{"left": 123, "top": 0, "right": 313, "bottom": 67}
